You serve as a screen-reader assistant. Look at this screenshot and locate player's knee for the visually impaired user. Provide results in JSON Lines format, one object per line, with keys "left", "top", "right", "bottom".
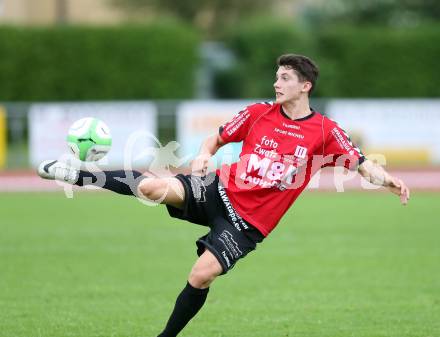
{"left": 188, "top": 265, "right": 219, "bottom": 289}
{"left": 137, "top": 178, "right": 165, "bottom": 200}
{"left": 137, "top": 179, "right": 152, "bottom": 198}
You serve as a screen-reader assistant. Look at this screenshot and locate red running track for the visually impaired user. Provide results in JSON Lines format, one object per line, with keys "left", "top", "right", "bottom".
{"left": 1, "top": 168, "right": 439, "bottom": 192}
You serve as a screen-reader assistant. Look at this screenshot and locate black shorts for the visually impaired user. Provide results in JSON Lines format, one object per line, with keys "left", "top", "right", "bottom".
{"left": 166, "top": 173, "right": 264, "bottom": 274}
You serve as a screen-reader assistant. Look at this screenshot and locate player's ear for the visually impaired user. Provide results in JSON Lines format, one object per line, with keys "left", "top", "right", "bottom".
{"left": 302, "top": 81, "right": 312, "bottom": 94}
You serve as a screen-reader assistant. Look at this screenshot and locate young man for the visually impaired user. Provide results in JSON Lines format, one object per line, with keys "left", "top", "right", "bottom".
{"left": 38, "top": 54, "right": 410, "bottom": 337}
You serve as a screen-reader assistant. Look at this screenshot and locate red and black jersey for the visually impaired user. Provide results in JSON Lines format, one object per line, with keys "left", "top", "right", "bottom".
{"left": 217, "top": 102, "right": 364, "bottom": 237}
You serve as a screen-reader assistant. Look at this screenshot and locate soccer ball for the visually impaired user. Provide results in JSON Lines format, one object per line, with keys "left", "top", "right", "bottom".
{"left": 67, "top": 117, "right": 112, "bottom": 161}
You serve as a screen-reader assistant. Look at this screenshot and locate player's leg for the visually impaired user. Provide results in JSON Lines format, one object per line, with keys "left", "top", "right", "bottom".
{"left": 188, "top": 249, "right": 223, "bottom": 288}
{"left": 38, "top": 160, "right": 145, "bottom": 195}
{"left": 137, "top": 177, "right": 185, "bottom": 209}
{"left": 157, "top": 250, "right": 223, "bottom": 337}
{"left": 75, "top": 168, "right": 185, "bottom": 208}
{"left": 37, "top": 160, "right": 185, "bottom": 208}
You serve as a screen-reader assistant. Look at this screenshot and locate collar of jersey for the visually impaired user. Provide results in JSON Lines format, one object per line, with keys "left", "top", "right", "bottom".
{"left": 280, "top": 106, "right": 315, "bottom": 122}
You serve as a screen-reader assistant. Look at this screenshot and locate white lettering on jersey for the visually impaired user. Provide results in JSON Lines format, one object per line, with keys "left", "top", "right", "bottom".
{"left": 247, "top": 153, "right": 271, "bottom": 176}
{"left": 274, "top": 128, "right": 304, "bottom": 139}
{"left": 283, "top": 164, "right": 298, "bottom": 184}
{"left": 245, "top": 153, "right": 299, "bottom": 184}
{"left": 224, "top": 109, "right": 250, "bottom": 136}
{"left": 282, "top": 123, "right": 300, "bottom": 130}
{"left": 254, "top": 144, "right": 277, "bottom": 159}
{"left": 261, "top": 136, "right": 278, "bottom": 148}
{"left": 252, "top": 136, "right": 280, "bottom": 159}
{"left": 267, "top": 162, "right": 285, "bottom": 180}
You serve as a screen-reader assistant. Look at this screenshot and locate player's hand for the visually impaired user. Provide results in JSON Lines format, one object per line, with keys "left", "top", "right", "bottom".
{"left": 386, "top": 176, "right": 410, "bottom": 205}
{"left": 190, "top": 154, "right": 211, "bottom": 176}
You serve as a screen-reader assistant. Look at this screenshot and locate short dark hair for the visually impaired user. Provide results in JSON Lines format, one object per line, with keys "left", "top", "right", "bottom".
{"left": 277, "top": 54, "right": 319, "bottom": 96}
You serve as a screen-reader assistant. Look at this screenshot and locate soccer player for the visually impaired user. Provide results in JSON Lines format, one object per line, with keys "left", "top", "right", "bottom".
{"left": 38, "top": 54, "right": 410, "bottom": 337}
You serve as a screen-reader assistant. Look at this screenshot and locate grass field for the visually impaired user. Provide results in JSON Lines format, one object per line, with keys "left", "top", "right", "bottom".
{"left": 0, "top": 191, "right": 439, "bottom": 337}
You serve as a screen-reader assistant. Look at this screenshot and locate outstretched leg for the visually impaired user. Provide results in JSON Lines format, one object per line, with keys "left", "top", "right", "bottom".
{"left": 158, "top": 250, "right": 223, "bottom": 337}
{"left": 38, "top": 160, "right": 185, "bottom": 208}
{"left": 76, "top": 169, "right": 144, "bottom": 195}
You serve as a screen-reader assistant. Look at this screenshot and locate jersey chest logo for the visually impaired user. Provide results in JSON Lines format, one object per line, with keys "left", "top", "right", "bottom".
{"left": 294, "top": 145, "right": 307, "bottom": 159}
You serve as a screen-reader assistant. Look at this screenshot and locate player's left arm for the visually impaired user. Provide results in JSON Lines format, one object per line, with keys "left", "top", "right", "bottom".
{"left": 322, "top": 118, "right": 409, "bottom": 205}
{"left": 358, "top": 159, "right": 410, "bottom": 205}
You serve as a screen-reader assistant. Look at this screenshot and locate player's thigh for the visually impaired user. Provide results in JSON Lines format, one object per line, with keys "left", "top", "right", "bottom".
{"left": 137, "top": 177, "right": 185, "bottom": 209}
{"left": 188, "top": 250, "right": 223, "bottom": 288}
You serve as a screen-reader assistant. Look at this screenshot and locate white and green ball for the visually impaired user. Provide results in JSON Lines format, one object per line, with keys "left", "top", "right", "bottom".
{"left": 67, "top": 117, "right": 112, "bottom": 161}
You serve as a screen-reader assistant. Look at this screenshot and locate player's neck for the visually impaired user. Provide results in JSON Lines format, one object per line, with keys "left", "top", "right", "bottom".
{"left": 281, "top": 98, "right": 311, "bottom": 120}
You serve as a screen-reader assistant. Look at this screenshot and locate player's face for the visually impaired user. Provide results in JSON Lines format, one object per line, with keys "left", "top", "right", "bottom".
{"left": 274, "top": 66, "right": 311, "bottom": 104}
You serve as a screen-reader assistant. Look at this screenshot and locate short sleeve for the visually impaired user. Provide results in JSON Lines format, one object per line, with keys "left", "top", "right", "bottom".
{"left": 322, "top": 120, "right": 365, "bottom": 170}
{"left": 219, "top": 104, "right": 261, "bottom": 144}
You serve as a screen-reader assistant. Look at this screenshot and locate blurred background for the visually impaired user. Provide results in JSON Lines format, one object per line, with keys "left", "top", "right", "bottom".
{"left": 0, "top": 0, "right": 439, "bottom": 181}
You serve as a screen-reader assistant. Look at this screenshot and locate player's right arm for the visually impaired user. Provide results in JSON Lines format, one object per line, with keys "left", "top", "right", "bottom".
{"left": 191, "top": 133, "right": 225, "bottom": 175}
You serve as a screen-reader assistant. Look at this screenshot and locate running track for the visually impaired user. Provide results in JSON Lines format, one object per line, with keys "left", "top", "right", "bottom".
{"left": 1, "top": 168, "right": 439, "bottom": 192}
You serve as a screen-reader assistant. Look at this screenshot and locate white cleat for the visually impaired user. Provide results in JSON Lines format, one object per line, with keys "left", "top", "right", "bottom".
{"left": 37, "top": 160, "right": 79, "bottom": 184}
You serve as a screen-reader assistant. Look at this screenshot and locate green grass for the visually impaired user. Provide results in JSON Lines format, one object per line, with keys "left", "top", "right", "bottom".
{"left": 0, "top": 191, "right": 439, "bottom": 337}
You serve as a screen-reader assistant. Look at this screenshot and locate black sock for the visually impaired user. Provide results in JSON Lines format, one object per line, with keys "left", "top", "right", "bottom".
{"left": 76, "top": 170, "right": 144, "bottom": 196}
{"left": 158, "top": 282, "right": 210, "bottom": 337}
